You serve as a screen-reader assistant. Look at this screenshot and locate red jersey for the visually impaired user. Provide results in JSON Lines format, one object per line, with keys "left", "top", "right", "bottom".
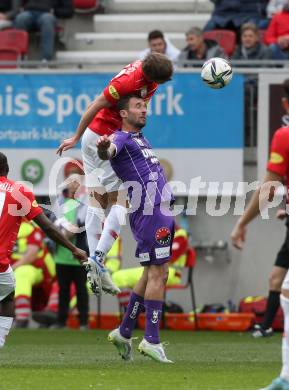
{"left": 265, "top": 10, "right": 289, "bottom": 45}
{"left": 0, "top": 177, "right": 43, "bottom": 272}
{"left": 267, "top": 126, "right": 289, "bottom": 193}
{"left": 89, "top": 60, "right": 158, "bottom": 136}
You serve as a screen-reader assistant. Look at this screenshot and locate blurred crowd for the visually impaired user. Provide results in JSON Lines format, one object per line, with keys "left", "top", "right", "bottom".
{"left": 0, "top": 0, "right": 289, "bottom": 64}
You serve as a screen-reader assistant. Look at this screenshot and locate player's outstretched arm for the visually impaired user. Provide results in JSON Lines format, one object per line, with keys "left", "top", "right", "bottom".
{"left": 231, "top": 170, "right": 283, "bottom": 250}
{"left": 33, "top": 213, "right": 87, "bottom": 263}
{"left": 56, "top": 93, "right": 111, "bottom": 156}
{"left": 96, "top": 135, "right": 116, "bottom": 160}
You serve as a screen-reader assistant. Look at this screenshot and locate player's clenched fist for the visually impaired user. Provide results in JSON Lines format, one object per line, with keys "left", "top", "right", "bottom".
{"left": 96, "top": 135, "right": 111, "bottom": 151}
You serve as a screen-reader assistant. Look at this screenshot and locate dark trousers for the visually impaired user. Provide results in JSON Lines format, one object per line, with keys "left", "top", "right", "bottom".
{"left": 56, "top": 264, "right": 89, "bottom": 327}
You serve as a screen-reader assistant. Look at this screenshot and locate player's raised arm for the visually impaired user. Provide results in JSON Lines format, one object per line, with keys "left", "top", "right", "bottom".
{"left": 33, "top": 213, "right": 87, "bottom": 263}
{"left": 56, "top": 93, "right": 111, "bottom": 156}
{"left": 96, "top": 135, "right": 116, "bottom": 160}
{"left": 231, "top": 170, "right": 283, "bottom": 249}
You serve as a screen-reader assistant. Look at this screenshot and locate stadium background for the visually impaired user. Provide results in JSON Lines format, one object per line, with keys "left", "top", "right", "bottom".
{"left": 0, "top": 0, "right": 286, "bottom": 314}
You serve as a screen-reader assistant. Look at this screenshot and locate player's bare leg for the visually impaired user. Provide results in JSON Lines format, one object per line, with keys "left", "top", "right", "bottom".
{"left": 138, "top": 263, "right": 173, "bottom": 363}
{"left": 108, "top": 268, "right": 148, "bottom": 360}
{"left": 0, "top": 292, "right": 14, "bottom": 348}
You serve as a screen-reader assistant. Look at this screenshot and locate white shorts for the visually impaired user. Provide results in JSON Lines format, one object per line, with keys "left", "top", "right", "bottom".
{"left": 0, "top": 266, "right": 16, "bottom": 302}
{"left": 81, "top": 128, "right": 122, "bottom": 192}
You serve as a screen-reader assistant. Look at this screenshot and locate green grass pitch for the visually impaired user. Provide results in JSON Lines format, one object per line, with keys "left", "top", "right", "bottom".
{"left": 0, "top": 329, "right": 282, "bottom": 390}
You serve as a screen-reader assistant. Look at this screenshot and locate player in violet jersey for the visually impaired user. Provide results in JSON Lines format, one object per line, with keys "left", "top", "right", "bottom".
{"left": 96, "top": 94, "right": 175, "bottom": 363}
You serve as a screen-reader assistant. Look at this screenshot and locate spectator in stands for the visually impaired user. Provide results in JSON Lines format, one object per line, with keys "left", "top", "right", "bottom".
{"left": 14, "top": 0, "right": 73, "bottom": 61}
{"left": 138, "top": 30, "right": 180, "bottom": 63}
{"left": 0, "top": 0, "right": 18, "bottom": 29}
{"left": 232, "top": 23, "right": 272, "bottom": 60}
{"left": 265, "top": 0, "right": 289, "bottom": 59}
{"left": 259, "top": 0, "right": 287, "bottom": 29}
{"left": 178, "top": 27, "right": 226, "bottom": 66}
{"left": 204, "top": 0, "right": 268, "bottom": 32}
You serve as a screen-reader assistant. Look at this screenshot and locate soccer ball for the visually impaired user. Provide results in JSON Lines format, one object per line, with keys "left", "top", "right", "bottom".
{"left": 201, "top": 58, "right": 233, "bottom": 89}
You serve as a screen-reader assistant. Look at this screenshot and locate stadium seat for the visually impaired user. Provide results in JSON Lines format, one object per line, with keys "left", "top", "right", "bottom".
{"left": 165, "top": 247, "right": 198, "bottom": 329}
{"left": 203, "top": 29, "right": 236, "bottom": 57}
{"left": 73, "top": 0, "right": 100, "bottom": 12}
{"left": 0, "top": 29, "right": 29, "bottom": 57}
{"left": 0, "top": 48, "right": 20, "bottom": 68}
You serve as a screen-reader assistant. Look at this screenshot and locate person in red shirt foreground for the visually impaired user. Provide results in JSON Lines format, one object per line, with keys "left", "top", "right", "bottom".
{"left": 231, "top": 124, "right": 289, "bottom": 389}
{"left": 265, "top": 0, "right": 289, "bottom": 59}
{"left": 0, "top": 152, "right": 87, "bottom": 348}
{"left": 56, "top": 53, "right": 173, "bottom": 298}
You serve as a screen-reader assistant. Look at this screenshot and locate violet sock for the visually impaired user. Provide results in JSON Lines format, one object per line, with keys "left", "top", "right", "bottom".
{"left": 119, "top": 292, "right": 144, "bottom": 339}
{"left": 144, "top": 299, "right": 163, "bottom": 345}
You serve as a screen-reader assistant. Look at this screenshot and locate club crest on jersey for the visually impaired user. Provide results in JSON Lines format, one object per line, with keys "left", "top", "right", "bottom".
{"left": 155, "top": 227, "right": 171, "bottom": 246}
{"left": 140, "top": 86, "right": 147, "bottom": 98}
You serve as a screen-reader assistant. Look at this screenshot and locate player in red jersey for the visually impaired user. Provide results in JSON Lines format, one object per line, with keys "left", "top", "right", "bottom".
{"left": 231, "top": 126, "right": 289, "bottom": 390}
{"left": 0, "top": 152, "right": 87, "bottom": 348}
{"left": 56, "top": 53, "right": 173, "bottom": 296}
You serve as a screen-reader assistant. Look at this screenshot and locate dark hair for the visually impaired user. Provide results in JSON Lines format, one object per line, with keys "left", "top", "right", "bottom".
{"left": 0, "top": 152, "right": 9, "bottom": 176}
{"left": 148, "top": 30, "right": 165, "bottom": 42}
{"left": 116, "top": 93, "right": 144, "bottom": 112}
{"left": 284, "top": 79, "right": 289, "bottom": 100}
{"left": 142, "top": 52, "right": 173, "bottom": 83}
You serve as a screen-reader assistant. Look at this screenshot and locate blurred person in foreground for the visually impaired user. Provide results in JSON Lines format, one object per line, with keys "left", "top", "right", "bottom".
{"left": 10, "top": 220, "right": 55, "bottom": 328}
{"left": 178, "top": 27, "right": 226, "bottom": 67}
{"left": 52, "top": 160, "right": 89, "bottom": 329}
{"left": 0, "top": 152, "right": 87, "bottom": 347}
{"left": 138, "top": 30, "right": 180, "bottom": 63}
{"left": 231, "top": 80, "right": 289, "bottom": 389}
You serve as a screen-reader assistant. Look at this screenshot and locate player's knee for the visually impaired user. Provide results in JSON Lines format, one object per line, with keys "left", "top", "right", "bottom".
{"left": 88, "top": 188, "right": 108, "bottom": 209}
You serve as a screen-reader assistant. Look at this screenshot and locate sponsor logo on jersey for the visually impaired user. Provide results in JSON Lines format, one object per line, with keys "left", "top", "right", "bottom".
{"left": 32, "top": 200, "right": 38, "bottom": 208}
{"left": 270, "top": 152, "right": 284, "bottom": 164}
{"left": 108, "top": 85, "right": 120, "bottom": 100}
{"left": 139, "top": 252, "right": 150, "bottom": 261}
{"left": 155, "top": 227, "right": 171, "bottom": 246}
{"left": 155, "top": 246, "right": 170, "bottom": 259}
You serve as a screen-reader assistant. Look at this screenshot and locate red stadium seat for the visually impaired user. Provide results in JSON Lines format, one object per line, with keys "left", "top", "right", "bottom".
{"left": 0, "top": 29, "right": 29, "bottom": 56}
{"left": 0, "top": 48, "right": 20, "bottom": 68}
{"left": 73, "top": 0, "right": 100, "bottom": 12}
{"left": 203, "top": 29, "right": 237, "bottom": 57}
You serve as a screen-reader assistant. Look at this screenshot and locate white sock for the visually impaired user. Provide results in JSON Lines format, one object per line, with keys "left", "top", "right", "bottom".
{"left": 85, "top": 206, "right": 105, "bottom": 257}
{"left": 0, "top": 316, "right": 13, "bottom": 348}
{"left": 96, "top": 204, "right": 126, "bottom": 256}
{"left": 281, "top": 295, "right": 289, "bottom": 381}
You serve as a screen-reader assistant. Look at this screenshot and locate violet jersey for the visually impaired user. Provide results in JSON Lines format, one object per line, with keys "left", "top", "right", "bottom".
{"left": 110, "top": 130, "right": 173, "bottom": 210}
